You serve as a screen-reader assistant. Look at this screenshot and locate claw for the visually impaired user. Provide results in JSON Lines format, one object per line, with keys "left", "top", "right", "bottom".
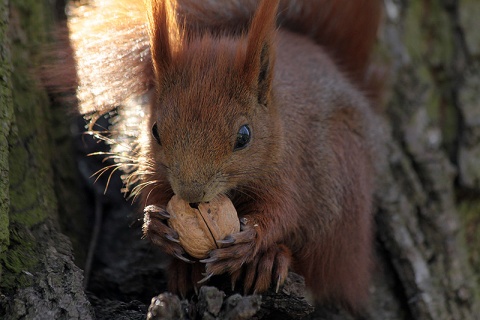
{"left": 165, "top": 234, "right": 180, "bottom": 243}
{"left": 216, "top": 236, "right": 234, "bottom": 245}
{"left": 157, "top": 210, "right": 170, "bottom": 219}
{"left": 198, "top": 272, "right": 214, "bottom": 284}
{"left": 199, "top": 256, "right": 218, "bottom": 264}
{"left": 174, "top": 252, "right": 194, "bottom": 264}
{"left": 231, "top": 269, "right": 241, "bottom": 291}
{"left": 276, "top": 275, "right": 281, "bottom": 293}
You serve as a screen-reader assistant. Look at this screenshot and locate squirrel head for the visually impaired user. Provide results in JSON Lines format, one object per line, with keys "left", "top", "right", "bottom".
{"left": 146, "top": 0, "right": 281, "bottom": 203}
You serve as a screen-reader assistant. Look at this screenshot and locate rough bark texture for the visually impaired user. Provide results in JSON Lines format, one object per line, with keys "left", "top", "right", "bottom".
{"left": 375, "top": 0, "right": 480, "bottom": 319}
{"left": 1, "top": 0, "right": 13, "bottom": 272}
{"left": 456, "top": 0, "right": 480, "bottom": 299}
{"left": 2, "top": 0, "right": 480, "bottom": 319}
{"left": 0, "top": 0, "right": 94, "bottom": 318}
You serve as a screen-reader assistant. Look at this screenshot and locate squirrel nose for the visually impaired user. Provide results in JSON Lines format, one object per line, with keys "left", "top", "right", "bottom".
{"left": 177, "top": 182, "right": 206, "bottom": 203}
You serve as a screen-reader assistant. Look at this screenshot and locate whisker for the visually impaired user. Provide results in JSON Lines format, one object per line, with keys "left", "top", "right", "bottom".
{"left": 142, "top": 185, "right": 161, "bottom": 206}
{"left": 130, "top": 180, "right": 158, "bottom": 196}
{"left": 104, "top": 166, "right": 122, "bottom": 194}
{"left": 91, "top": 164, "right": 121, "bottom": 182}
{"left": 93, "top": 154, "right": 139, "bottom": 163}
{"left": 83, "top": 129, "right": 138, "bottom": 152}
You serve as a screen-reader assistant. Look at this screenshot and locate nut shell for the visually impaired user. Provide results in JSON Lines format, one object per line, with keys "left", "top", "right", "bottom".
{"left": 167, "top": 194, "right": 239, "bottom": 259}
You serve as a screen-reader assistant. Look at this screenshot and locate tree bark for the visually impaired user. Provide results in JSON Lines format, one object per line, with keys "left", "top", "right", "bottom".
{"left": 0, "top": 1, "right": 94, "bottom": 318}
{"left": 373, "top": 0, "right": 480, "bottom": 318}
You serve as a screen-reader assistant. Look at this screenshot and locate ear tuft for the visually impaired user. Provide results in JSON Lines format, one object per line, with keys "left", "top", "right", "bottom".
{"left": 243, "top": 0, "right": 279, "bottom": 105}
{"left": 147, "top": 0, "right": 181, "bottom": 82}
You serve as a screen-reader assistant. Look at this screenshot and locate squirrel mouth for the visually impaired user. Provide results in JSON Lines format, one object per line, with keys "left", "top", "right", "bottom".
{"left": 189, "top": 202, "right": 199, "bottom": 209}
{"left": 189, "top": 201, "right": 212, "bottom": 209}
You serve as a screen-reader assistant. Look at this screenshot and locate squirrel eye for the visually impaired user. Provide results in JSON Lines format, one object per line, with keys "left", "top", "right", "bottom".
{"left": 234, "top": 124, "right": 251, "bottom": 151}
{"left": 151, "top": 122, "right": 161, "bottom": 146}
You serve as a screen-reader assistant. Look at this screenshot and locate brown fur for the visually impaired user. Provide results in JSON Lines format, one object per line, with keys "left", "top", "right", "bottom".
{"left": 47, "top": 0, "right": 383, "bottom": 312}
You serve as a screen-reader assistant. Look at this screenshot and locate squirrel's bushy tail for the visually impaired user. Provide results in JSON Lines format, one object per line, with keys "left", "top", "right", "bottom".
{"left": 177, "top": 0, "right": 381, "bottom": 84}
{"left": 43, "top": 0, "right": 382, "bottom": 116}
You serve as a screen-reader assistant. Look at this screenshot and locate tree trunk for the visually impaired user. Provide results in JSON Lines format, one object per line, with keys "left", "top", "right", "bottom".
{"left": 1, "top": 0, "right": 480, "bottom": 319}
{"left": 0, "top": 1, "right": 94, "bottom": 318}
{"left": 373, "top": 0, "right": 480, "bottom": 318}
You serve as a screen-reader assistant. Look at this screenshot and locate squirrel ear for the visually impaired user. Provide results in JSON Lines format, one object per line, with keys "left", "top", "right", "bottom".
{"left": 147, "top": 0, "right": 180, "bottom": 83}
{"left": 242, "top": 0, "right": 279, "bottom": 105}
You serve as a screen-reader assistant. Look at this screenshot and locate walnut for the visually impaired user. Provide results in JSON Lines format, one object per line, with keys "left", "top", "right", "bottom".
{"left": 167, "top": 194, "right": 240, "bottom": 259}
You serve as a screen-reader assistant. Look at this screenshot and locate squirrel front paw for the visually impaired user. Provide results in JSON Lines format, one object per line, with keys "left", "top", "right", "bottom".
{"left": 242, "top": 243, "right": 292, "bottom": 294}
{"left": 199, "top": 218, "right": 291, "bottom": 294}
{"left": 199, "top": 217, "right": 257, "bottom": 275}
{"left": 142, "top": 205, "right": 194, "bottom": 263}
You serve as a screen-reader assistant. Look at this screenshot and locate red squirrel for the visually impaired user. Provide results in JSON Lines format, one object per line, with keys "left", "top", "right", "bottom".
{"left": 48, "top": 0, "right": 383, "bottom": 312}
